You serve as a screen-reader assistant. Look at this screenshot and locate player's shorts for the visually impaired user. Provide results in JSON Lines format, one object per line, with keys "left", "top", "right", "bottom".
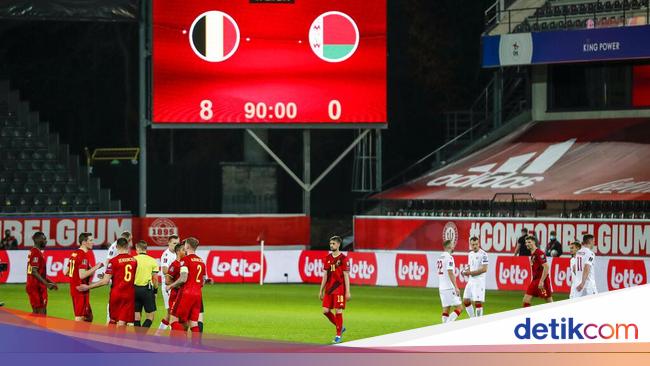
{"left": 168, "top": 289, "right": 179, "bottom": 310}
{"left": 162, "top": 285, "right": 170, "bottom": 309}
{"left": 439, "top": 288, "right": 462, "bottom": 307}
{"left": 526, "top": 278, "right": 553, "bottom": 298}
{"left": 109, "top": 293, "right": 135, "bottom": 323}
{"left": 573, "top": 285, "right": 598, "bottom": 298}
{"left": 71, "top": 291, "right": 93, "bottom": 319}
{"left": 322, "top": 293, "right": 346, "bottom": 310}
{"left": 26, "top": 285, "right": 47, "bottom": 310}
{"left": 462, "top": 281, "right": 486, "bottom": 302}
{"left": 172, "top": 291, "right": 202, "bottom": 322}
{"left": 135, "top": 285, "right": 157, "bottom": 313}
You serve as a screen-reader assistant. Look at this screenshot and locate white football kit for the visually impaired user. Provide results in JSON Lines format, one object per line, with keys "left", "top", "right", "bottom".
{"left": 573, "top": 247, "right": 598, "bottom": 297}
{"left": 437, "top": 252, "right": 461, "bottom": 307}
{"left": 569, "top": 256, "right": 579, "bottom": 299}
{"left": 160, "top": 248, "right": 176, "bottom": 309}
{"left": 104, "top": 240, "right": 118, "bottom": 322}
{"left": 463, "top": 249, "right": 488, "bottom": 302}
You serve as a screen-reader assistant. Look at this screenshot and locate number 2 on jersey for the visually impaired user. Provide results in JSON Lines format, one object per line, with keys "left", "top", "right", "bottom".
{"left": 196, "top": 265, "right": 203, "bottom": 283}
{"left": 436, "top": 259, "right": 443, "bottom": 275}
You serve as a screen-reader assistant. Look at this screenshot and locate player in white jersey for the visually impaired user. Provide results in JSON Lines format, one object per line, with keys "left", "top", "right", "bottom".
{"left": 101, "top": 231, "right": 132, "bottom": 323}
{"left": 158, "top": 234, "right": 179, "bottom": 330}
{"left": 568, "top": 241, "right": 582, "bottom": 299}
{"left": 575, "top": 234, "right": 598, "bottom": 297}
{"left": 462, "top": 237, "right": 488, "bottom": 317}
{"left": 436, "top": 240, "right": 462, "bottom": 323}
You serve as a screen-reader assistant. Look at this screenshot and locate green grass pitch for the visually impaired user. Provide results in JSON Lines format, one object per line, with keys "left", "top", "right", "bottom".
{"left": 0, "top": 283, "right": 568, "bottom": 344}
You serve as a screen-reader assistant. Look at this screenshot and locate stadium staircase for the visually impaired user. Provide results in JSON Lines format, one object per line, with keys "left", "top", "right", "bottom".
{"left": 0, "top": 80, "right": 122, "bottom": 213}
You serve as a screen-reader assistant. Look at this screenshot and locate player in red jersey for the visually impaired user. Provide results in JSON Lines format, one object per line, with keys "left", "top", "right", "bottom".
{"left": 522, "top": 235, "right": 554, "bottom": 307}
{"left": 318, "top": 236, "right": 351, "bottom": 344}
{"left": 77, "top": 238, "right": 138, "bottom": 325}
{"left": 77, "top": 238, "right": 137, "bottom": 325}
{"left": 164, "top": 242, "right": 185, "bottom": 328}
{"left": 26, "top": 232, "right": 58, "bottom": 314}
{"left": 68, "top": 232, "right": 103, "bottom": 322}
{"left": 168, "top": 237, "right": 206, "bottom": 333}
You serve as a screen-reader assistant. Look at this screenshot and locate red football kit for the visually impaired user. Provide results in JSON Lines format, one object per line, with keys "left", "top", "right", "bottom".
{"left": 26, "top": 248, "right": 47, "bottom": 310}
{"left": 68, "top": 249, "right": 93, "bottom": 318}
{"left": 322, "top": 253, "right": 349, "bottom": 309}
{"left": 167, "top": 259, "right": 181, "bottom": 310}
{"left": 172, "top": 254, "right": 206, "bottom": 322}
{"left": 526, "top": 248, "right": 553, "bottom": 298}
{"left": 106, "top": 253, "right": 138, "bottom": 323}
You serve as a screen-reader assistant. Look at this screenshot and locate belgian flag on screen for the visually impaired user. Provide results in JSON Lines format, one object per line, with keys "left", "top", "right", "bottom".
{"left": 191, "top": 11, "right": 239, "bottom": 62}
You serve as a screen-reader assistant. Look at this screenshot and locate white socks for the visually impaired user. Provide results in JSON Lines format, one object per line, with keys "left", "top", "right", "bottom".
{"left": 476, "top": 306, "right": 484, "bottom": 317}
{"left": 465, "top": 305, "right": 475, "bottom": 318}
{"left": 448, "top": 310, "right": 459, "bottom": 322}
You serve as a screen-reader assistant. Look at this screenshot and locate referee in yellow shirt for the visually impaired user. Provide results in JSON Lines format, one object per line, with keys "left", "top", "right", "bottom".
{"left": 134, "top": 240, "right": 159, "bottom": 327}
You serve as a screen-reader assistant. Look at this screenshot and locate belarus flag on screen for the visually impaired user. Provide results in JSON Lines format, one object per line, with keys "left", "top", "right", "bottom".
{"left": 191, "top": 11, "right": 239, "bottom": 62}
{"left": 310, "top": 11, "right": 359, "bottom": 63}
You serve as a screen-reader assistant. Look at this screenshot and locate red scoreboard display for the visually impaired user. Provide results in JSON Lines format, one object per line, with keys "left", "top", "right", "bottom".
{"left": 152, "top": 0, "right": 387, "bottom": 127}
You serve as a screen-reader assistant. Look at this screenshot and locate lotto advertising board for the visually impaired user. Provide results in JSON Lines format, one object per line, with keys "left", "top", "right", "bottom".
{"left": 152, "top": 0, "right": 387, "bottom": 126}
{"left": 2, "top": 249, "right": 647, "bottom": 293}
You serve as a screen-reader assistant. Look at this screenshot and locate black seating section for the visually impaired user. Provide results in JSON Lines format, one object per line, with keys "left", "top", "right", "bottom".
{"left": 383, "top": 200, "right": 650, "bottom": 219}
{"left": 0, "top": 82, "right": 114, "bottom": 213}
{"left": 515, "top": 0, "right": 649, "bottom": 33}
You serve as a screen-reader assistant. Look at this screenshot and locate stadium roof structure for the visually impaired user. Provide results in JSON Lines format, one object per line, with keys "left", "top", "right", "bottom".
{"left": 374, "top": 118, "right": 650, "bottom": 201}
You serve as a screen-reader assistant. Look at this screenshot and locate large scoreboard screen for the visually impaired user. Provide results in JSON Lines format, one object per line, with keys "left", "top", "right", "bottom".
{"left": 152, "top": 0, "right": 387, "bottom": 127}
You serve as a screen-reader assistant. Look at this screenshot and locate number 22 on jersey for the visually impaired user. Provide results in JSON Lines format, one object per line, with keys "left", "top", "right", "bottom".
{"left": 436, "top": 259, "right": 444, "bottom": 275}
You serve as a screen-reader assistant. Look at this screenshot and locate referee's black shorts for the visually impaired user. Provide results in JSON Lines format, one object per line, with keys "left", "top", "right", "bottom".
{"left": 134, "top": 285, "right": 156, "bottom": 313}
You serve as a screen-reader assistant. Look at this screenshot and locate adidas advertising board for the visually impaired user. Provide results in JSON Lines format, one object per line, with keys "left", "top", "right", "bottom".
{"left": 426, "top": 139, "right": 575, "bottom": 190}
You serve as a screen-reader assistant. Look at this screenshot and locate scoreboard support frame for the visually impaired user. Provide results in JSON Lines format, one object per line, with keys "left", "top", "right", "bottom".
{"left": 245, "top": 129, "right": 379, "bottom": 216}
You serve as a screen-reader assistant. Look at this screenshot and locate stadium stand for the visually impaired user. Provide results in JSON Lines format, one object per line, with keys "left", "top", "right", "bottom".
{"left": 0, "top": 81, "right": 121, "bottom": 213}
{"left": 488, "top": 0, "right": 650, "bottom": 34}
{"left": 359, "top": 116, "right": 650, "bottom": 220}
{"left": 359, "top": 1, "right": 650, "bottom": 222}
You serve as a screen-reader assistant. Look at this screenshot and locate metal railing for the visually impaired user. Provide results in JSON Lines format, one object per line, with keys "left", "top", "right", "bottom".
{"left": 486, "top": 0, "right": 650, "bottom": 33}
{"left": 367, "top": 69, "right": 528, "bottom": 201}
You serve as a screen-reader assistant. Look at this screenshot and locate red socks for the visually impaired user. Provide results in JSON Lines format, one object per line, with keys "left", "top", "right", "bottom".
{"left": 190, "top": 326, "right": 200, "bottom": 333}
{"left": 442, "top": 312, "right": 449, "bottom": 317}
{"left": 161, "top": 319, "right": 169, "bottom": 326}
{"left": 170, "top": 321, "right": 185, "bottom": 331}
{"left": 523, "top": 302, "right": 531, "bottom": 308}
{"left": 335, "top": 313, "right": 343, "bottom": 336}
{"left": 453, "top": 309, "right": 461, "bottom": 316}
{"left": 324, "top": 312, "right": 336, "bottom": 325}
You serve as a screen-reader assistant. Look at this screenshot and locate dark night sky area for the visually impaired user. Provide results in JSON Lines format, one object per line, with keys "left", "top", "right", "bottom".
{"left": 0, "top": 0, "right": 492, "bottom": 217}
